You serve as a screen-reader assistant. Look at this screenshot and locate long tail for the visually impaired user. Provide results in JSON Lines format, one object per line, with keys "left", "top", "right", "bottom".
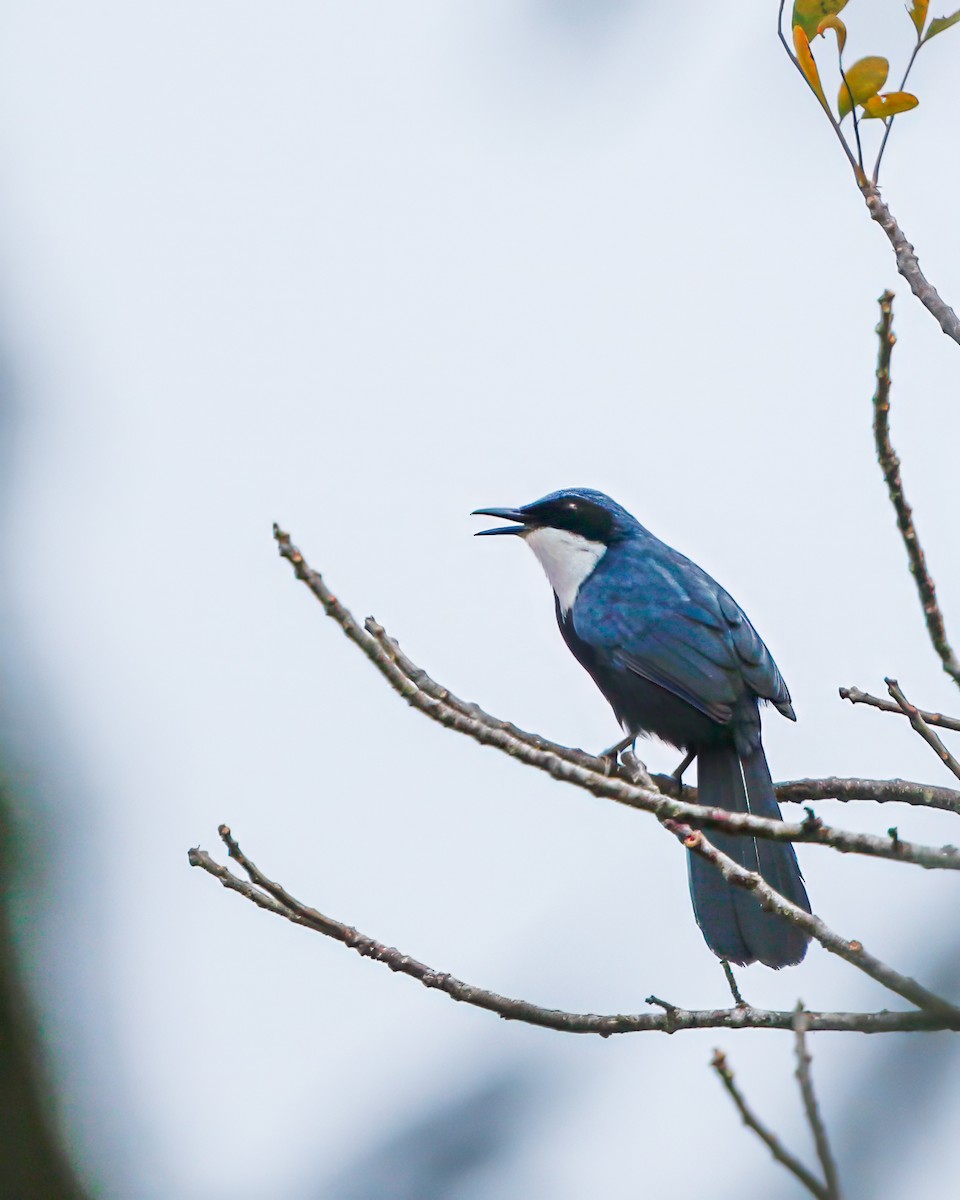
{"left": 689, "top": 743, "right": 810, "bottom": 968}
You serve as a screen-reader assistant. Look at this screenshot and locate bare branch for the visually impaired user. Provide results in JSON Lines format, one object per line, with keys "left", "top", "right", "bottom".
{"left": 840, "top": 687, "right": 960, "bottom": 734}
{"left": 372, "top": 618, "right": 960, "bottom": 813}
{"left": 861, "top": 193, "right": 960, "bottom": 346}
{"left": 711, "top": 1048, "right": 830, "bottom": 1199}
{"left": 886, "top": 678, "right": 960, "bottom": 782}
{"left": 771, "top": 776, "right": 960, "bottom": 816}
{"left": 664, "top": 822, "right": 960, "bottom": 1018}
{"left": 872, "top": 292, "right": 960, "bottom": 680}
{"left": 188, "top": 828, "right": 960, "bottom": 1034}
{"left": 273, "top": 525, "right": 960, "bottom": 871}
{"left": 373, "top": 616, "right": 960, "bottom": 818}
{"left": 794, "top": 1007, "right": 842, "bottom": 1199}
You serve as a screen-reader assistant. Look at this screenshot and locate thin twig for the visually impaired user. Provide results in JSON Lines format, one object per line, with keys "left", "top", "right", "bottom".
{"left": 272, "top": 527, "right": 960, "bottom": 870}
{"left": 840, "top": 687, "right": 960, "bottom": 734}
{"left": 711, "top": 1049, "right": 829, "bottom": 1199}
{"left": 886, "top": 678, "right": 960, "bottom": 782}
{"left": 871, "top": 292, "right": 960, "bottom": 679}
{"left": 188, "top": 830, "right": 960, "bottom": 1034}
{"left": 836, "top": 57, "right": 863, "bottom": 177}
{"left": 663, "top": 821, "right": 960, "bottom": 1018}
{"left": 794, "top": 1006, "right": 842, "bottom": 1199}
{"left": 873, "top": 38, "right": 923, "bottom": 184}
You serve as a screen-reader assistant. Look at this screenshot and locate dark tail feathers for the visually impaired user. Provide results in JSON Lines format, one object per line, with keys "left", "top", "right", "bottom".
{"left": 688, "top": 742, "right": 810, "bottom": 969}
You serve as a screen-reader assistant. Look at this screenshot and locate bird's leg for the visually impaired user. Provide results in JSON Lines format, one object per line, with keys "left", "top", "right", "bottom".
{"left": 671, "top": 749, "right": 697, "bottom": 795}
{"left": 720, "top": 959, "right": 747, "bottom": 1008}
{"left": 600, "top": 732, "right": 635, "bottom": 760}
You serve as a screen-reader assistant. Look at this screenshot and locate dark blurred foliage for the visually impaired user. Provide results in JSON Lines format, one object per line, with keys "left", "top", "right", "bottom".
{"left": 831, "top": 947, "right": 960, "bottom": 1199}
{"left": 319, "top": 1067, "right": 548, "bottom": 1200}
{"left": 0, "top": 331, "right": 87, "bottom": 1197}
{"left": 0, "top": 782, "right": 87, "bottom": 1200}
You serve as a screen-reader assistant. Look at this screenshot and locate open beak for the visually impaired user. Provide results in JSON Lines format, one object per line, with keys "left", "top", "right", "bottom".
{"left": 471, "top": 506, "right": 528, "bottom": 537}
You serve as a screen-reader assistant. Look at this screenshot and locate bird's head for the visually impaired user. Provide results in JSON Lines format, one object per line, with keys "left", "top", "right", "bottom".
{"left": 472, "top": 488, "right": 638, "bottom": 611}
{"left": 472, "top": 487, "right": 636, "bottom": 543}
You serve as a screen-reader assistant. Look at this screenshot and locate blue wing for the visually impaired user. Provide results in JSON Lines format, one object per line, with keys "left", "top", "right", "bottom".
{"left": 572, "top": 537, "right": 793, "bottom": 729}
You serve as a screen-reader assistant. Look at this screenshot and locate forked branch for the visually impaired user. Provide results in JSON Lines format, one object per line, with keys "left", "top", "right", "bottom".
{"left": 840, "top": 687, "right": 960, "bottom": 734}
{"left": 188, "top": 826, "right": 960, "bottom": 1036}
{"left": 794, "top": 1007, "right": 842, "bottom": 1198}
{"left": 269, "top": 526, "right": 960, "bottom": 872}
{"left": 711, "top": 1010, "right": 841, "bottom": 1199}
{"left": 664, "top": 823, "right": 959, "bottom": 1018}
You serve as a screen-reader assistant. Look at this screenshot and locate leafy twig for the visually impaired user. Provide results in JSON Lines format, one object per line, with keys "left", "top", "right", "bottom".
{"left": 777, "top": 1, "right": 861, "bottom": 178}
{"left": 778, "top": 5, "right": 960, "bottom": 344}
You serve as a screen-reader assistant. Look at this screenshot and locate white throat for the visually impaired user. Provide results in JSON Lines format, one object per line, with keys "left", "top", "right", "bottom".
{"left": 524, "top": 527, "right": 607, "bottom": 615}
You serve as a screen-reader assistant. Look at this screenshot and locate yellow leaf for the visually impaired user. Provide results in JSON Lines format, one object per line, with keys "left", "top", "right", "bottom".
{"left": 792, "top": 0, "right": 849, "bottom": 40}
{"left": 793, "top": 25, "right": 830, "bottom": 112}
{"left": 909, "top": 1, "right": 929, "bottom": 36}
{"left": 838, "top": 56, "right": 889, "bottom": 120}
{"left": 861, "top": 92, "right": 920, "bottom": 119}
{"left": 817, "top": 14, "right": 847, "bottom": 53}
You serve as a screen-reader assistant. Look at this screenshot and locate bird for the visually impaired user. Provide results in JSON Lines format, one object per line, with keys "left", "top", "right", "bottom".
{"left": 472, "top": 487, "right": 810, "bottom": 969}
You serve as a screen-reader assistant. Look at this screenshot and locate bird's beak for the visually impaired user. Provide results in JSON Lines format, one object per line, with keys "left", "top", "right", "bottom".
{"left": 471, "top": 506, "right": 528, "bottom": 537}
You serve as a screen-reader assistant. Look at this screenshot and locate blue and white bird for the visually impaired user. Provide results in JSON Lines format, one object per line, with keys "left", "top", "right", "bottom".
{"left": 473, "top": 487, "right": 810, "bottom": 969}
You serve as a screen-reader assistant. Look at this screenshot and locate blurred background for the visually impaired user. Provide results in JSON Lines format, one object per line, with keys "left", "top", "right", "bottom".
{"left": 1, "top": 2, "right": 959, "bottom": 1196}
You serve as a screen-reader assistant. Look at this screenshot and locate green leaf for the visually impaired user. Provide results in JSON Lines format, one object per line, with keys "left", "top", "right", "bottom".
{"left": 838, "top": 56, "right": 889, "bottom": 120}
{"left": 792, "top": 0, "right": 849, "bottom": 40}
{"left": 909, "top": 1, "right": 930, "bottom": 37}
{"left": 861, "top": 92, "right": 920, "bottom": 118}
{"left": 923, "top": 9, "right": 960, "bottom": 40}
{"left": 793, "top": 25, "right": 830, "bottom": 112}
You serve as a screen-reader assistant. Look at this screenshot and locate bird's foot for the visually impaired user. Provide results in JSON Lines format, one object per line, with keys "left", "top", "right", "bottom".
{"left": 600, "top": 733, "right": 636, "bottom": 760}
{"left": 720, "top": 959, "right": 747, "bottom": 1008}
{"left": 671, "top": 750, "right": 697, "bottom": 796}
{"left": 619, "top": 751, "right": 656, "bottom": 789}
{"left": 598, "top": 733, "right": 636, "bottom": 776}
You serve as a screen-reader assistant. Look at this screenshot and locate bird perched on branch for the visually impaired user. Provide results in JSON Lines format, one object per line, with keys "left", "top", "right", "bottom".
{"left": 472, "top": 487, "right": 810, "bottom": 969}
